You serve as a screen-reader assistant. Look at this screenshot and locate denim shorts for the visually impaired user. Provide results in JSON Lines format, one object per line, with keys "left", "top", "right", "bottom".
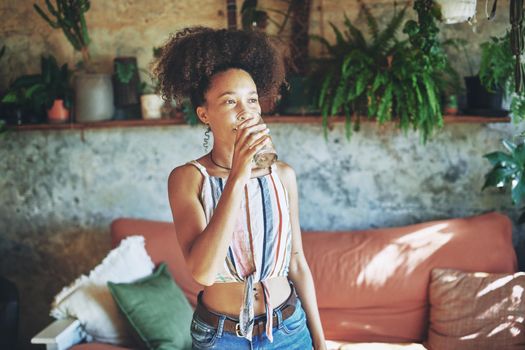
{"left": 190, "top": 293, "right": 312, "bottom": 349}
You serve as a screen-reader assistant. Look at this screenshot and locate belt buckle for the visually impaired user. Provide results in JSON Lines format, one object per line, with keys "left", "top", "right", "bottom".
{"left": 235, "top": 323, "right": 243, "bottom": 337}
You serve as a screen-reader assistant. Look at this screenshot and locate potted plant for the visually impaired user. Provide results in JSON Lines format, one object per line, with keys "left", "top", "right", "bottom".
{"left": 34, "top": 0, "right": 115, "bottom": 122}
{"left": 1, "top": 55, "right": 72, "bottom": 124}
{"left": 482, "top": 137, "right": 525, "bottom": 268}
{"left": 477, "top": 31, "right": 522, "bottom": 117}
{"left": 138, "top": 47, "right": 168, "bottom": 120}
{"left": 311, "top": 3, "right": 407, "bottom": 135}
{"left": 312, "top": 0, "right": 457, "bottom": 143}
{"left": 42, "top": 55, "right": 73, "bottom": 123}
{"left": 113, "top": 57, "right": 141, "bottom": 120}
{"left": 1, "top": 76, "right": 44, "bottom": 125}
{"left": 444, "top": 94, "right": 459, "bottom": 115}
{"left": 139, "top": 81, "right": 164, "bottom": 120}
{"left": 457, "top": 33, "right": 511, "bottom": 116}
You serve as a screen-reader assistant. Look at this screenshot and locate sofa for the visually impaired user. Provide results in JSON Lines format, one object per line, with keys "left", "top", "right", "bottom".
{"left": 0, "top": 276, "right": 19, "bottom": 350}
{"left": 32, "top": 211, "right": 522, "bottom": 350}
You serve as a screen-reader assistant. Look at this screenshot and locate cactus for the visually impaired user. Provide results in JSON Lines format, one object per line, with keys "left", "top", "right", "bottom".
{"left": 33, "top": 0, "right": 91, "bottom": 64}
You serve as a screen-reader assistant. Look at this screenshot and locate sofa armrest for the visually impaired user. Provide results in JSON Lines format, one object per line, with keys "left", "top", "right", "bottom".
{"left": 31, "top": 319, "right": 85, "bottom": 350}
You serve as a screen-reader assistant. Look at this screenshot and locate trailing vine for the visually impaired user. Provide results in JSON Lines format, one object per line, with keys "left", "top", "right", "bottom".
{"left": 510, "top": 0, "right": 524, "bottom": 92}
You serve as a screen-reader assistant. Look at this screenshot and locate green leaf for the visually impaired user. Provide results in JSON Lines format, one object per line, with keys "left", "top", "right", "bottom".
{"left": 115, "top": 61, "right": 136, "bottom": 84}
{"left": 503, "top": 139, "right": 517, "bottom": 153}
{"left": 515, "top": 143, "right": 525, "bottom": 166}
{"left": 512, "top": 175, "right": 525, "bottom": 205}
{"left": 482, "top": 167, "right": 516, "bottom": 190}
{"left": 360, "top": 3, "right": 379, "bottom": 41}
{"left": 1, "top": 91, "right": 18, "bottom": 103}
{"left": 483, "top": 151, "right": 518, "bottom": 167}
{"left": 372, "top": 5, "right": 407, "bottom": 54}
{"left": 342, "top": 13, "right": 366, "bottom": 49}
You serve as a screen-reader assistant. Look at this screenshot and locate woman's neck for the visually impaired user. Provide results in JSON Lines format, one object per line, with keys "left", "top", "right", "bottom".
{"left": 209, "top": 144, "right": 233, "bottom": 171}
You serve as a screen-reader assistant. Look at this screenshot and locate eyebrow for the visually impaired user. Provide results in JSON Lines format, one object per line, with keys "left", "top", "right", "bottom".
{"left": 217, "top": 90, "right": 258, "bottom": 98}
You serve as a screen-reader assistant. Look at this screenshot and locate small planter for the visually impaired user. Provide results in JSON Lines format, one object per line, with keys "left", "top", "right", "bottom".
{"left": 464, "top": 75, "right": 508, "bottom": 116}
{"left": 444, "top": 95, "right": 459, "bottom": 115}
{"left": 47, "top": 99, "right": 70, "bottom": 123}
{"left": 113, "top": 57, "right": 140, "bottom": 106}
{"left": 0, "top": 103, "right": 37, "bottom": 125}
{"left": 140, "top": 94, "right": 164, "bottom": 119}
{"left": 278, "top": 75, "right": 319, "bottom": 115}
{"left": 75, "top": 72, "right": 115, "bottom": 122}
{"left": 435, "top": 0, "right": 477, "bottom": 24}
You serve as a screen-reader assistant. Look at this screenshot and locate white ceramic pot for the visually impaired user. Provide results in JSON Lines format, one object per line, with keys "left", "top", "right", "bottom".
{"left": 75, "top": 73, "right": 115, "bottom": 122}
{"left": 140, "top": 94, "right": 164, "bottom": 119}
{"left": 435, "top": 0, "right": 477, "bottom": 24}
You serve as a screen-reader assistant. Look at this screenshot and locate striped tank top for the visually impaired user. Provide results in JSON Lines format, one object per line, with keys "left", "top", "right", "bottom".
{"left": 187, "top": 160, "right": 293, "bottom": 342}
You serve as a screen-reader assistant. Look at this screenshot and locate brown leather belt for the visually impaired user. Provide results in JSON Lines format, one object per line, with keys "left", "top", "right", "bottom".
{"left": 195, "top": 288, "right": 297, "bottom": 337}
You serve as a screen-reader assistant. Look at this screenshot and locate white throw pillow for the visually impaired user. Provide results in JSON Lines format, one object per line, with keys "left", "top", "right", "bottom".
{"left": 50, "top": 235, "right": 155, "bottom": 345}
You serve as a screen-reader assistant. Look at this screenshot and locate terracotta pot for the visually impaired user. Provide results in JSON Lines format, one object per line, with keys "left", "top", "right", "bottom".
{"left": 444, "top": 106, "right": 458, "bottom": 115}
{"left": 47, "top": 99, "right": 70, "bottom": 123}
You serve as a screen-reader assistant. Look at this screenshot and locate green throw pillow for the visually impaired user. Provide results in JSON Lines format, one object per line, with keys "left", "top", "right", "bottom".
{"left": 108, "top": 263, "right": 193, "bottom": 350}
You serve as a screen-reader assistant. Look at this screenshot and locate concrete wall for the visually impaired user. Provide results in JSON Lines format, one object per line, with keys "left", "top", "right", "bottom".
{"left": 0, "top": 1, "right": 522, "bottom": 349}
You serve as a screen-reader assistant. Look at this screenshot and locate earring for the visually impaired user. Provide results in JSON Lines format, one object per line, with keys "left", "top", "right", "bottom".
{"left": 203, "top": 125, "right": 211, "bottom": 152}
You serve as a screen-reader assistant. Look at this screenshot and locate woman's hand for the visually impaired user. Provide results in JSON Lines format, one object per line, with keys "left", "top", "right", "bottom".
{"left": 229, "top": 115, "right": 270, "bottom": 183}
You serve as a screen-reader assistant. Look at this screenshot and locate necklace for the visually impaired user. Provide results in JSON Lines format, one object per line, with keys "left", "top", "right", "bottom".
{"left": 210, "top": 151, "right": 232, "bottom": 170}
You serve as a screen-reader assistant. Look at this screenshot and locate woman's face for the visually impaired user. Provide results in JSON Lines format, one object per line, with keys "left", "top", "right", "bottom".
{"left": 196, "top": 68, "right": 261, "bottom": 144}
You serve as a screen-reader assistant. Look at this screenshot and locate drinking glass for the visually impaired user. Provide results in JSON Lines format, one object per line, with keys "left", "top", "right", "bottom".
{"left": 235, "top": 112, "right": 278, "bottom": 169}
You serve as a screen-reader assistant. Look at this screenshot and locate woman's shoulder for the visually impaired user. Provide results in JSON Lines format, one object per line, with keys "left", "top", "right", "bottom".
{"left": 168, "top": 161, "right": 204, "bottom": 189}
{"left": 273, "top": 161, "right": 297, "bottom": 189}
{"left": 274, "top": 160, "right": 296, "bottom": 178}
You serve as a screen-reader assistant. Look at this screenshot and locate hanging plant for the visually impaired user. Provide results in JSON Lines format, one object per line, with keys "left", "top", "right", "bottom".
{"left": 312, "top": 0, "right": 457, "bottom": 143}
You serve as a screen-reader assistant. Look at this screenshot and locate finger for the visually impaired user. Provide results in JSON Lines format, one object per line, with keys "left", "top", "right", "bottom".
{"left": 237, "top": 124, "right": 268, "bottom": 146}
{"left": 240, "top": 128, "right": 270, "bottom": 149}
{"left": 236, "top": 116, "right": 258, "bottom": 130}
{"left": 245, "top": 136, "right": 271, "bottom": 158}
{"left": 248, "top": 134, "right": 271, "bottom": 151}
{"left": 237, "top": 116, "right": 262, "bottom": 129}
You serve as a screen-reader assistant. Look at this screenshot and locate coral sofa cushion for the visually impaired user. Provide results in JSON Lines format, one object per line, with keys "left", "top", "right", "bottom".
{"left": 110, "top": 218, "right": 203, "bottom": 307}
{"left": 302, "top": 212, "right": 517, "bottom": 343}
{"left": 426, "top": 268, "right": 525, "bottom": 350}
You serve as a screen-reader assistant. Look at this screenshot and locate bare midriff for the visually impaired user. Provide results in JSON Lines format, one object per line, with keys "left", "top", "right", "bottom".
{"left": 201, "top": 276, "right": 291, "bottom": 317}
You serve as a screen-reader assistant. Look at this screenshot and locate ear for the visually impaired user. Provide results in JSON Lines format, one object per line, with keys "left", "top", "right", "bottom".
{"left": 196, "top": 106, "right": 209, "bottom": 125}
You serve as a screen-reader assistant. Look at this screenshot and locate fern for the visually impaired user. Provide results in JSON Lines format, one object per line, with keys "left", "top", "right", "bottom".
{"left": 313, "top": 0, "right": 449, "bottom": 143}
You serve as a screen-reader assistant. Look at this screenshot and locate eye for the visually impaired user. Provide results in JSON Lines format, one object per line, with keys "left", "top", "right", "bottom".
{"left": 248, "top": 98, "right": 258, "bottom": 103}
{"left": 225, "top": 99, "right": 236, "bottom": 105}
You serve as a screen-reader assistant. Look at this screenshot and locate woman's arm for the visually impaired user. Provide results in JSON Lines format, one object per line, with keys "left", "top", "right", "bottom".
{"left": 168, "top": 118, "right": 270, "bottom": 286}
{"left": 168, "top": 165, "right": 245, "bottom": 286}
{"left": 276, "top": 162, "right": 327, "bottom": 350}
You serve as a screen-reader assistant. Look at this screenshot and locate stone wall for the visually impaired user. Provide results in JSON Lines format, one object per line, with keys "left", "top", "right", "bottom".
{"left": 0, "top": 1, "right": 522, "bottom": 349}
{"left": 0, "top": 1, "right": 512, "bottom": 90}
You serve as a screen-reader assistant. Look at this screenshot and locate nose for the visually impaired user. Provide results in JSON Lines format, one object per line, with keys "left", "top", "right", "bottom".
{"left": 236, "top": 104, "right": 260, "bottom": 120}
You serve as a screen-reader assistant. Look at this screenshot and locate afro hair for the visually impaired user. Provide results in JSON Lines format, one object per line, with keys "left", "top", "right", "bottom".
{"left": 153, "top": 27, "right": 286, "bottom": 108}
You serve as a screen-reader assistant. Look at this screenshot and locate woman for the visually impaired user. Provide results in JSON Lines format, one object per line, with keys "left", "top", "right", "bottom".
{"left": 155, "top": 27, "right": 326, "bottom": 350}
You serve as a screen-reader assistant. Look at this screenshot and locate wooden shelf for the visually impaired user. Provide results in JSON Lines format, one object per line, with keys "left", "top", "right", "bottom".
{"left": 7, "top": 114, "right": 511, "bottom": 131}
